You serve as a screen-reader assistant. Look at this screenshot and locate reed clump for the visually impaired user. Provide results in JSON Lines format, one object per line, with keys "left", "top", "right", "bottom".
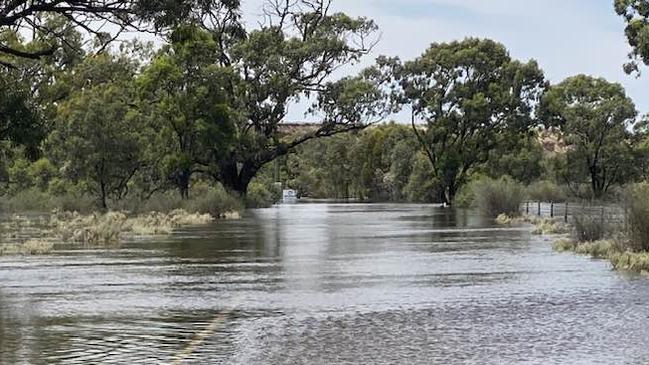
{"left": 609, "top": 252, "right": 649, "bottom": 273}
{"left": 529, "top": 217, "right": 569, "bottom": 235}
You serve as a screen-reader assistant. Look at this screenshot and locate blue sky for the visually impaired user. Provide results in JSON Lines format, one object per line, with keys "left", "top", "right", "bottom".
{"left": 239, "top": 0, "right": 647, "bottom": 120}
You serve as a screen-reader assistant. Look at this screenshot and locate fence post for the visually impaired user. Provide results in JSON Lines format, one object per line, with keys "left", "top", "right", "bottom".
{"left": 550, "top": 202, "right": 554, "bottom": 218}
{"left": 537, "top": 202, "right": 541, "bottom": 216}
{"left": 564, "top": 203, "right": 568, "bottom": 223}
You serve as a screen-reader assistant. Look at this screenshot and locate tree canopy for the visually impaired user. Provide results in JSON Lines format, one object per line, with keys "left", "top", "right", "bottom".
{"left": 379, "top": 38, "right": 546, "bottom": 204}
{"left": 615, "top": 0, "right": 649, "bottom": 74}
{"left": 190, "top": 0, "right": 388, "bottom": 194}
{"left": 540, "top": 75, "right": 637, "bottom": 198}
{"left": 0, "top": 0, "right": 237, "bottom": 65}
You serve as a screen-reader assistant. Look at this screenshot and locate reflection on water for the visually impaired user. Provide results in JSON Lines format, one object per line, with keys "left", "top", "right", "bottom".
{"left": 1, "top": 204, "right": 649, "bottom": 364}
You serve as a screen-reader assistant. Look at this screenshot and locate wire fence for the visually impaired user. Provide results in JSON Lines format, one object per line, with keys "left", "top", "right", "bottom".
{"left": 521, "top": 201, "right": 626, "bottom": 226}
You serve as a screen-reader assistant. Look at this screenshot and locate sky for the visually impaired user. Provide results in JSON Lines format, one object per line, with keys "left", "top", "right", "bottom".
{"left": 237, "top": 0, "right": 649, "bottom": 122}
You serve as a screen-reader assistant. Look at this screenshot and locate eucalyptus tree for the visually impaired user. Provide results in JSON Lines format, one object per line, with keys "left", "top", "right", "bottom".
{"left": 137, "top": 25, "right": 234, "bottom": 198}
{"left": 540, "top": 75, "right": 637, "bottom": 198}
{"left": 47, "top": 50, "right": 144, "bottom": 209}
{"left": 196, "top": 0, "right": 387, "bottom": 195}
{"left": 380, "top": 38, "right": 546, "bottom": 204}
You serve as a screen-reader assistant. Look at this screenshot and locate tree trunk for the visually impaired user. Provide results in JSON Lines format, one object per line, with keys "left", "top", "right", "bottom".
{"left": 590, "top": 165, "right": 604, "bottom": 199}
{"left": 177, "top": 169, "right": 191, "bottom": 199}
{"left": 217, "top": 159, "right": 258, "bottom": 196}
{"left": 99, "top": 180, "right": 108, "bottom": 210}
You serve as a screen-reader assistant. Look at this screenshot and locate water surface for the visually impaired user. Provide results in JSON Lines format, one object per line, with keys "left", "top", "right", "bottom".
{"left": 1, "top": 204, "right": 648, "bottom": 364}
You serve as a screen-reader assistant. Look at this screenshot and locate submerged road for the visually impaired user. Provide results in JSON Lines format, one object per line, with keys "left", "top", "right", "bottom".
{"left": 1, "top": 204, "right": 649, "bottom": 364}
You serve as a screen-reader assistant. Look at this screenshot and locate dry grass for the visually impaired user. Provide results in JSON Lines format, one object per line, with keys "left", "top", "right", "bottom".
{"left": 49, "top": 209, "right": 214, "bottom": 246}
{"left": 0, "top": 239, "right": 55, "bottom": 255}
{"left": 495, "top": 214, "right": 514, "bottom": 225}
{"left": 528, "top": 217, "right": 569, "bottom": 235}
{"left": 609, "top": 252, "right": 649, "bottom": 273}
{"left": 0, "top": 209, "right": 217, "bottom": 256}
{"left": 552, "top": 236, "right": 649, "bottom": 273}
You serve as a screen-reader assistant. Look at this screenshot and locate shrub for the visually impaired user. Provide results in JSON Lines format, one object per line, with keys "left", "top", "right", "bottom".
{"left": 28, "top": 158, "right": 57, "bottom": 191}
{"left": 527, "top": 181, "right": 567, "bottom": 203}
{"left": 609, "top": 251, "right": 649, "bottom": 272}
{"left": 246, "top": 181, "right": 279, "bottom": 208}
{"left": 185, "top": 184, "right": 243, "bottom": 217}
{"left": 572, "top": 213, "right": 611, "bottom": 243}
{"left": 471, "top": 176, "right": 526, "bottom": 217}
{"left": 624, "top": 183, "right": 649, "bottom": 251}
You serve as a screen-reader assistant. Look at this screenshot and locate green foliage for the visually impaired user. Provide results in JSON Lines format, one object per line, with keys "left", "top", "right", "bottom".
{"left": 47, "top": 52, "right": 143, "bottom": 209}
{"left": 482, "top": 135, "right": 545, "bottom": 184}
{"left": 0, "top": 188, "right": 95, "bottom": 213}
{"left": 282, "top": 123, "right": 438, "bottom": 203}
{"left": 615, "top": 0, "right": 649, "bottom": 74}
{"left": 137, "top": 24, "right": 234, "bottom": 198}
{"left": 403, "top": 152, "right": 438, "bottom": 203}
{"left": 470, "top": 177, "right": 526, "bottom": 218}
{"left": 382, "top": 38, "right": 545, "bottom": 204}
{"left": 540, "top": 75, "right": 637, "bottom": 199}
{"left": 28, "top": 158, "right": 57, "bottom": 191}
{"left": 197, "top": 1, "right": 384, "bottom": 194}
{"left": 527, "top": 181, "right": 567, "bottom": 203}
{"left": 0, "top": 69, "right": 45, "bottom": 154}
{"left": 182, "top": 184, "right": 244, "bottom": 217}
{"left": 245, "top": 182, "right": 279, "bottom": 208}
{"left": 624, "top": 183, "right": 649, "bottom": 251}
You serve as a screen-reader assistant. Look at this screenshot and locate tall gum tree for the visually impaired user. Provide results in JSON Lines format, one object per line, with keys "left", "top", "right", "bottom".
{"left": 378, "top": 38, "right": 545, "bottom": 205}
{"left": 199, "top": 0, "right": 388, "bottom": 195}
{"left": 47, "top": 50, "right": 144, "bottom": 209}
{"left": 540, "top": 75, "right": 637, "bottom": 198}
{"left": 137, "top": 25, "right": 234, "bottom": 199}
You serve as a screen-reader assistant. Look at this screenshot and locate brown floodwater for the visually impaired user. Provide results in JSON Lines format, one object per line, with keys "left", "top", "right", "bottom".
{"left": 1, "top": 203, "right": 649, "bottom": 364}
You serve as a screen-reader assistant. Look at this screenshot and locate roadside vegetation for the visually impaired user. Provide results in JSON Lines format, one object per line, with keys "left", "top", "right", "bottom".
{"left": 545, "top": 183, "right": 649, "bottom": 273}
{"left": 1, "top": 0, "right": 649, "bottom": 263}
{"left": 0, "top": 209, "right": 228, "bottom": 256}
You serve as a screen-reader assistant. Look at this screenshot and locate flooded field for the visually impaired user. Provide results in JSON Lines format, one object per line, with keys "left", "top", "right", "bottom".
{"left": 1, "top": 204, "right": 649, "bottom": 364}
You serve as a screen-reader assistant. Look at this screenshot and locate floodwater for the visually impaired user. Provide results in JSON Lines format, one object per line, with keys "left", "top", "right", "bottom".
{"left": 1, "top": 204, "right": 649, "bottom": 364}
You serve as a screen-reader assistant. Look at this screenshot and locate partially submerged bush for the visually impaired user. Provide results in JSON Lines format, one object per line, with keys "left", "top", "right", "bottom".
{"left": 471, "top": 177, "right": 526, "bottom": 217}
{"left": 624, "top": 183, "right": 649, "bottom": 252}
{"left": 245, "top": 181, "right": 280, "bottom": 208}
{"left": 553, "top": 238, "right": 614, "bottom": 259}
{"left": 553, "top": 238, "right": 577, "bottom": 252}
{"left": 183, "top": 184, "right": 244, "bottom": 217}
{"left": 572, "top": 213, "right": 611, "bottom": 243}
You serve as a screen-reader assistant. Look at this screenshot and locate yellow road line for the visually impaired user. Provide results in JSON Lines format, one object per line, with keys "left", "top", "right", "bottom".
{"left": 169, "top": 308, "right": 235, "bottom": 365}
